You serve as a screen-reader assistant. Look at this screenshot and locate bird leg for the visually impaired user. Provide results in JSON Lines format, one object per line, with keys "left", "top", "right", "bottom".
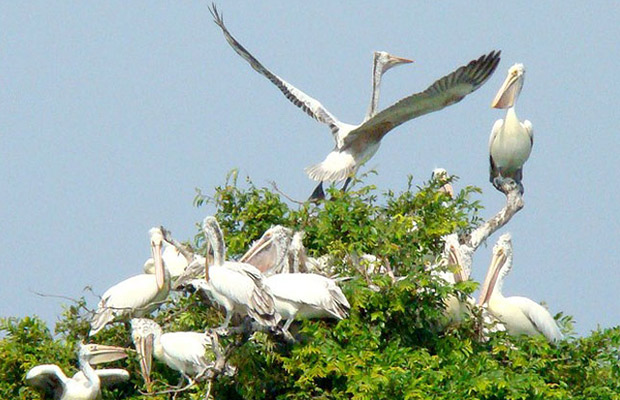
{"left": 214, "top": 311, "right": 232, "bottom": 335}
{"left": 341, "top": 176, "right": 352, "bottom": 193}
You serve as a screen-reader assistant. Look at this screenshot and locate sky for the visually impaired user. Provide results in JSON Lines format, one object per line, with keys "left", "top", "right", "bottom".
{"left": 1, "top": 2, "right": 618, "bottom": 337}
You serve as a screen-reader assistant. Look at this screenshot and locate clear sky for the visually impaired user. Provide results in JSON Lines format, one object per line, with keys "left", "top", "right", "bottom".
{"left": 1, "top": 2, "right": 618, "bottom": 336}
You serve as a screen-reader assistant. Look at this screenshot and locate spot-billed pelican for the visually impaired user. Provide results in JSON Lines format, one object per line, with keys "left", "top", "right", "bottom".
{"left": 89, "top": 227, "right": 170, "bottom": 336}
{"left": 210, "top": 5, "right": 500, "bottom": 199}
{"left": 239, "top": 225, "right": 292, "bottom": 275}
{"left": 130, "top": 318, "right": 232, "bottom": 389}
{"left": 478, "top": 233, "right": 563, "bottom": 343}
{"left": 489, "top": 63, "right": 533, "bottom": 193}
{"left": 143, "top": 242, "right": 189, "bottom": 279}
{"left": 201, "top": 216, "right": 279, "bottom": 331}
{"left": 25, "top": 343, "right": 129, "bottom": 400}
{"left": 265, "top": 273, "right": 350, "bottom": 338}
{"left": 436, "top": 234, "right": 472, "bottom": 325}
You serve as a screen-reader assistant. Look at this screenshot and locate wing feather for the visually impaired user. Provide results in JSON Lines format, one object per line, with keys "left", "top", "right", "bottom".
{"left": 210, "top": 5, "right": 341, "bottom": 137}
{"left": 508, "top": 296, "right": 563, "bottom": 343}
{"left": 345, "top": 51, "right": 501, "bottom": 147}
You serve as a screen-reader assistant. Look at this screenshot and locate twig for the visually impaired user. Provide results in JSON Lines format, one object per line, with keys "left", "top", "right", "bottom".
{"left": 269, "top": 181, "right": 306, "bottom": 205}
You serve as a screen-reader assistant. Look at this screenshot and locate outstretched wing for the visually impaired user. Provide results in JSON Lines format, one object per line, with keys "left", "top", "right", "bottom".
{"left": 210, "top": 4, "right": 341, "bottom": 138}
{"left": 345, "top": 51, "right": 501, "bottom": 147}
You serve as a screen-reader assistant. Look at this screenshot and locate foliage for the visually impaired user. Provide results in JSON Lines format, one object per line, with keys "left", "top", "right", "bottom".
{"left": 2, "top": 173, "right": 619, "bottom": 399}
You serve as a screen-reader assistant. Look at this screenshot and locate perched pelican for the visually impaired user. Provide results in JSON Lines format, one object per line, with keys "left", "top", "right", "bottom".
{"left": 210, "top": 6, "right": 500, "bottom": 200}
{"left": 239, "top": 225, "right": 292, "bottom": 275}
{"left": 130, "top": 318, "right": 232, "bottom": 388}
{"left": 431, "top": 168, "right": 454, "bottom": 199}
{"left": 201, "top": 216, "right": 279, "bottom": 331}
{"left": 26, "top": 343, "right": 129, "bottom": 400}
{"left": 434, "top": 234, "right": 472, "bottom": 325}
{"left": 478, "top": 233, "right": 563, "bottom": 343}
{"left": 489, "top": 63, "right": 533, "bottom": 192}
{"left": 264, "top": 273, "right": 350, "bottom": 337}
{"left": 143, "top": 242, "right": 189, "bottom": 279}
{"left": 89, "top": 227, "right": 170, "bottom": 336}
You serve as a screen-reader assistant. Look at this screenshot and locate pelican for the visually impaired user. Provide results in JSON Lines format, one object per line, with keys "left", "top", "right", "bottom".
{"left": 130, "top": 318, "right": 231, "bottom": 389}
{"left": 143, "top": 242, "right": 189, "bottom": 279}
{"left": 25, "top": 343, "right": 129, "bottom": 400}
{"left": 489, "top": 63, "right": 533, "bottom": 193}
{"left": 89, "top": 227, "right": 170, "bottom": 336}
{"left": 431, "top": 168, "right": 454, "bottom": 199}
{"left": 434, "top": 234, "right": 472, "bottom": 326}
{"left": 201, "top": 216, "right": 279, "bottom": 331}
{"left": 210, "top": 6, "right": 500, "bottom": 199}
{"left": 478, "top": 233, "right": 563, "bottom": 343}
{"left": 264, "top": 273, "right": 350, "bottom": 337}
{"left": 239, "top": 225, "right": 292, "bottom": 275}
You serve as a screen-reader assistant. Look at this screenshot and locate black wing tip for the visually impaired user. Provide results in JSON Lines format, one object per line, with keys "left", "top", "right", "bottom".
{"left": 209, "top": 3, "right": 224, "bottom": 27}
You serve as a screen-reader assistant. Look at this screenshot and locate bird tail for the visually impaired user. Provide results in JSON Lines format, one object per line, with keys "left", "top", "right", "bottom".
{"left": 328, "top": 287, "right": 351, "bottom": 320}
{"left": 305, "top": 151, "right": 355, "bottom": 182}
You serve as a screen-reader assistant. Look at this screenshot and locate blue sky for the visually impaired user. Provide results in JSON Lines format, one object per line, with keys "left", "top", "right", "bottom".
{"left": 1, "top": 2, "right": 618, "bottom": 336}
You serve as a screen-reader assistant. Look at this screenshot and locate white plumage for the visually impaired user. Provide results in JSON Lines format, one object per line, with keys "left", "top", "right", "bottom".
{"left": 265, "top": 273, "right": 350, "bottom": 335}
{"left": 489, "top": 63, "right": 533, "bottom": 192}
{"left": 130, "top": 318, "right": 224, "bottom": 387}
{"left": 202, "top": 216, "right": 279, "bottom": 330}
{"left": 478, "top": 233, "right": 563, "bottom": 343}
{"left": 143, "top": 243, "right": 189, "bottom": 279}
{"left": 25, "top": 343, "right": 129, "bottom": 400}
{"left": 89, "top": 227, "right": 170, "bottom": 336}
{"left": 210, "top": 5, "right": 500, "bottom": 199}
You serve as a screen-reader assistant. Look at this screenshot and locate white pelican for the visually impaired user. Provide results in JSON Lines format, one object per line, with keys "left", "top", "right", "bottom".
{"left": 25, "top": 343, "right": 129, "bottom": 400}
{"left": 265, "top": 273, "right": 350, "bottom": 337}
{"left": 489, "top": 63, "right": 533, "bottom": 192}
{"left": 201, "top": 216, "right": 279, "bottom": 331}
{"left": 130, "top": 318, "right": 231, "bottom": 388}
{"left": 478, "top": 233, "right": 563, "bottom": 343}
{"left": 210, "top": 6, "right": 500, "bottom": 199}
{"left": 143, "top": 242, "right": 189, "bottom": 279}
{"left": 431, "top": 168, "right": 454, "bottom": 199}
{"left": 89, "top": 227, "right": 170, "bottom": 336}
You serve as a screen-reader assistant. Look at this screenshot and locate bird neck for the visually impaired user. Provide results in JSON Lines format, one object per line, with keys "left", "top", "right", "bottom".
{"left": 79, "top": 357, "right": 100, "bottom": 391}
{"left": 208, "top": 228, "right": 226, "bottom": 267}
{"left": 364, "top": 57, "right": 384, "bottom": 121}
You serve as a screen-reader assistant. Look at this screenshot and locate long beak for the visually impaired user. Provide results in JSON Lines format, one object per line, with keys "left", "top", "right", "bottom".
{"left": 491, "top": 72, "right": 522, "bottom": 109}
{"left": 389, "top": 55, "right": 414, "bottom": 65}
{"left": 478, "top": 250, "right": 506, "bottom": 306}
{"left": 239, "top": 233, "right": 276, "bottom": 273}
{"left": 134, "top": 335, "right": 154, "bottom": 390}
{"left": 447, "top": 245, "right": 465, "bottom": 283}
{"left": 151, "top": 238, "right": 165, "bottom": 290}
{"left": 84, "top": 343, "right": 129, "bottom": 365}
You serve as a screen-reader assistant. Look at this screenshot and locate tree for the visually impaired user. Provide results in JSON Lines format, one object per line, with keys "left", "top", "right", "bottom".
{"left": 2, "top": 172, "right": 619, "bottom": 399}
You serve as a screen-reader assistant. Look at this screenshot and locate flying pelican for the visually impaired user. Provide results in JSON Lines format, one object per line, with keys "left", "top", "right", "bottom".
{"left": 210, "top": 5, "right": 500, "bottom": 199}
{"left": 25, "top": 343, "right": 129, "bottom": 400}
{"left": 264, "top": 273, "right": 350, "bottom": 338}
{"left": 489, "top": 63, "right": 533, "bottom": 193}
{"left": 200, "top": 216, "right": 279, "bottom": 331}
{"left": 478, "top": 233, "right": 563, "bottom": 343}
{"left": 89, "top": 227, "right": 170, "bottom": 336}
{"left": 143, "top": 242, "right": 189, "bottom": 279}
{"left": 130, "top": 318, "right": 232, "bottom": 389}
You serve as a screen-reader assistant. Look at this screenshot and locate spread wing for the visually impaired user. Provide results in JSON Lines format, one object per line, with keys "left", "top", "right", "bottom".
{"left": 344, "top": 51, "right": 501, "bottom": 147}
{"left": 209, "top": 4, "right": 341, "bottom": 138}
{"left": 25, "top": 364, "right": 68, "bottom": 400}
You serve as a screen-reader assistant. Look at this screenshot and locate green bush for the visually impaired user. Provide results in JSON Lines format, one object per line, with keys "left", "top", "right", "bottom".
{"left": 2, "top": 173, "right": 618, "bottom": 399}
